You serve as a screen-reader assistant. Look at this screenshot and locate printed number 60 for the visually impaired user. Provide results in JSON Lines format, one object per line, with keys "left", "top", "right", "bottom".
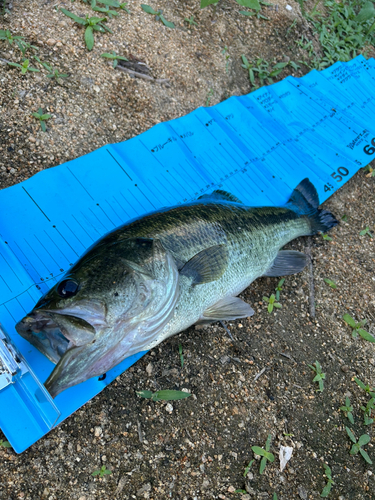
{"left": 363, "top": 137, "right": 375, "bottom": 155}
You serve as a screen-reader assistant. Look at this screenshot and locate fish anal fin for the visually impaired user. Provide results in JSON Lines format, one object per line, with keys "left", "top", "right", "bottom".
{"left": 202, "top": 296, "right": 254, "bottom": 320}
{"left": 263, "top": 250, "right": 307, "bottom": 277}
{"left": 198, "top": 190, "right": 243, "bottom": 204}
{"left": 180, "top": 244, "right": 229, "bottom": 285}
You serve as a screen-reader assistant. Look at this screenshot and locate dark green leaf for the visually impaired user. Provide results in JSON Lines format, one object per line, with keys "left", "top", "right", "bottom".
{"left": 97, "top": 0, "right": 120, "bottom": 6}
{"left": 136, "top": 390, "right": 153, "bottom": 399}
{"left": 239, "top": 10, "right": 256, "bottom": 16}
{"left": 259, "top": 456, "right": 267, "bottom": 474}
{"left": 343, "top": 314, "right": 357, "bottom": 328}
{"left": 321, "top": 482, "right": 332, "bottom": 497}
{"left": 159, "top": 14, "right": 175, "bottom": 28}
{"left": 350, "top": 443, "right": 360, "bottom": 455}
{"left": 0, "top": 440, "right": 12, "bottom": 448}
{"left": 93, "top": 24, "right": 106, "bottom": 32}
{"left": 359, "top": 448, "right": 373, "bottom": 464}
{"left": 237, "top": 0, "right": 261, "bottom": 11}
{"left": 113, "top": 59, "right": 118, "bottom": 68}
{"left": 345, "top": 426, "right": 356, "bottom": 443}
{"left": 251, "top": 446, "right": 267, "bottom": 457}
{"left": 85, "top": 25, "right": 95, "bottom": 50}
{"left": 40, "top": 114, "right": 51, "bottom": 120}
{"left": 41, "top": 121, "right": 47, "bottom": 132}
{"left": 152, "top": 390, "right": 191, "bottom": 401}
{"left": 357, "top": 329, "right": 375, "bottom": 342}
{"left": 141, "top": 4, "right": 157, "bottom": 14}
{"left": 200, "top": 0, "right": 219, "bottom": 7}
{"left": 60, "top": 8, "right": 86, "bottom": 24}
{"left": 32, "top": 112, "right": 41, "bottom": 118}
{"left": 273, "top": 61, "right": 289, "bottom": 69}
{"left": 355, "top": 2, "right": 375, "bottom": 22}
{"left": 324, "top": 278, "right": 337, "bottom": 289}
{"left": 358, "top": 434, "right": 371, "bottom": 447}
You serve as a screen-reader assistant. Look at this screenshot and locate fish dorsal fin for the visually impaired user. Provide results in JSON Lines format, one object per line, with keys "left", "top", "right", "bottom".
{"left": 180, "top": 244, "right": 229, "bottom": 285}
{"left": 202, "top": 296, "right": 254, "bottom": 320}
{"left": 198, "top": 190, "right": 243, "bottom": 204}
{"left": 263, "top": 250, "right": 307, "bottom": 277}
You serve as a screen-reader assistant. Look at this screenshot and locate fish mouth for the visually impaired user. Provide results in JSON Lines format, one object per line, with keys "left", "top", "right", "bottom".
{"left": 15, "top": 311, "right": 96, "bottom": 365}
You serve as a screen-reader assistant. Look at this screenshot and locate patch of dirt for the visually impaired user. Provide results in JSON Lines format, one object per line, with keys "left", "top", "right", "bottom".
{"left": 0, "top": 1, "right": 374, "bottom": 500}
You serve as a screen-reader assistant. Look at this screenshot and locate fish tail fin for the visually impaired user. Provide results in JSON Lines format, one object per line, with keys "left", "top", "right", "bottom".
{"left": 286, "top": 178, "right": 338, "bottom": 235}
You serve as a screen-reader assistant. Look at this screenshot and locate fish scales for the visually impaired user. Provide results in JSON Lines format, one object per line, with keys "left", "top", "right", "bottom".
{"left": 15, "top": 179, "right": 338, "bottom": 397}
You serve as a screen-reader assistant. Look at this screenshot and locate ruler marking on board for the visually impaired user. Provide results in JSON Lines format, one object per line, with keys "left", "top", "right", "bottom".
{"left": 15, "top": 297, "right": 27, "bottom": 314}
{"left": 21, "top": 187, "right": 51, "bottom": 222}
{"left": 23, "top": 239, "right": 52, "bottom": 277}
{"left": 43, "top": 231, "right": 71, "bottom": 265}
{"left": 112, "top": 195, "right": 131, "bottom": 220}
{"left": 106, "top": 149, "right": 133, "bottom": 181}
{"left": 3, "top": 303, "right": 16, "bottom": 322}
{"left": 66, "top": 166, "right": 94, "bottom": 201}
{"left": 52, "top": 226, "right": 80, "bottom": 257}
{"left": 120, "top": 191, "right": 141, "bottom": 216}
{"left": 12, "top": 241, "right": 41, "bottom": 277}
{"left": 0, "top": 250, "right": 24, "bottom": 285}
{"left": 71, "top": 215, "right": 95, "bottom": 243}
{"left": 62, "top": 221, "right": 87, "bottom": 250}
{"left": 0, "top": 275, "right": 12, "bottom": 293}
{"left": 81, "top": 213, "right": 101, "bottom": 236}
{"left": 88, "top": 208, "right": 108, "bottom": 232}
{"left": 96, "top": 204, "right": 116, "bottom": 228}
{"left": 134, "top": 185, "right": 157, "bottom": 210}
{"left": 33, "top": 234, "right": 62, "bottom": 268}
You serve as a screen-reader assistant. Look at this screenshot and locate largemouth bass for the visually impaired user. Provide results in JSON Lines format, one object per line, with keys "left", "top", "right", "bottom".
{"left": 16, "top": 179, "right": 337, "bottom": 398}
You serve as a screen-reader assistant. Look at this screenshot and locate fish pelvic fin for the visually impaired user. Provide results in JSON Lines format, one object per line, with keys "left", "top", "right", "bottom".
{"left": 286, "top": 178, "right": 338, "bottom": 234}
{"left": 202, "top": 296, "right": 254, "bottom": 321}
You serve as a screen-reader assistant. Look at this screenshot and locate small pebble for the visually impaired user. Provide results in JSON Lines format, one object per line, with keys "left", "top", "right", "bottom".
{"left": 165, "top": 403, "right": 173, "bottom": 413}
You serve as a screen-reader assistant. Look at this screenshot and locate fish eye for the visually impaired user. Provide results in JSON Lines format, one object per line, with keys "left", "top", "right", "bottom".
{"left": 57, "top": 279, "right": 79, "bottom": 298}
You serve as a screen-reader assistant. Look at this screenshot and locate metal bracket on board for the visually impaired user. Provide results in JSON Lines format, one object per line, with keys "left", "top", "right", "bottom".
{"left": 0, "top": 324, "right": 61, "bottom": 451}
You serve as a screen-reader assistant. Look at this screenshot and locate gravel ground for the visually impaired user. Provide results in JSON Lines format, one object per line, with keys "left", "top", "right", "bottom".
{"left": 0, "top": 1, "right": 375, "bottom": 499}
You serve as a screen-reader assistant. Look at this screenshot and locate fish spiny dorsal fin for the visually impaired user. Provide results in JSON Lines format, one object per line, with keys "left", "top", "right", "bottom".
{"left": 285, "top": 178, "right": 319, "bottom": 215}
{"left": 198, "top": 190, "right": 243, "bottom": 204}
{"left": 180, "top": 244, "right": 229, "bottom": 285}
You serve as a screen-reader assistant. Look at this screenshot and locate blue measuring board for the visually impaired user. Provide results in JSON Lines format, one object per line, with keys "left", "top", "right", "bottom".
{"left": 0, "top": 56, "right": 374, "bottom": 453}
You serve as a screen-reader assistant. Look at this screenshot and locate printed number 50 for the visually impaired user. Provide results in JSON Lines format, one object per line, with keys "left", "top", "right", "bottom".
{"left": 364, "top": 137, "right": 375, "bottom": 155}
{"left": 330, "top": 166, "right": 349, "bottom": 182}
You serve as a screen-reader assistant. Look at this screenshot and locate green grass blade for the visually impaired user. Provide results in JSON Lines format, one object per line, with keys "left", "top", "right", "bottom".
{"left": 359, "top": 448, "right": 373, "bottom": 464}
{"left": 60, "top": 8, "right": 86, "bottom": 24}
{"left": 136, "top": 390, "right": 153, "bottom": 399}
{"left": 159, "top": 15, "right": 175, "bottom": 28}
{"left": 85, "top": 25, "right": 95, "bottom": 50}
{"left": 345, "top": 426, "right": 356, "bottom": 443}
{"left": 152, "top": 390, "right": 191, "bottom": 401}
{"left": 141, "top": 4, "right": 157, "bottom": 14}
{"left": 357, "top": 329, "right": 375, "bottom": 342}
{"left": 259, "top": 456, "right": 267, "bottom": 474}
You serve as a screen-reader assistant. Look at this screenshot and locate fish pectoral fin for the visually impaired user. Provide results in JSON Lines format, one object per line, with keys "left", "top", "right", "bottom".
{"left": 202, "top": 296, "right": 254, "bottom": 320}
{"left": 263, "top": 250, "right": 307, "bottom": 277}
{"left": 198, "top": 189, "right": 243, "bottom": 204}
{"left": 180, "top": 244, "right": 229, "bottom": 285}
